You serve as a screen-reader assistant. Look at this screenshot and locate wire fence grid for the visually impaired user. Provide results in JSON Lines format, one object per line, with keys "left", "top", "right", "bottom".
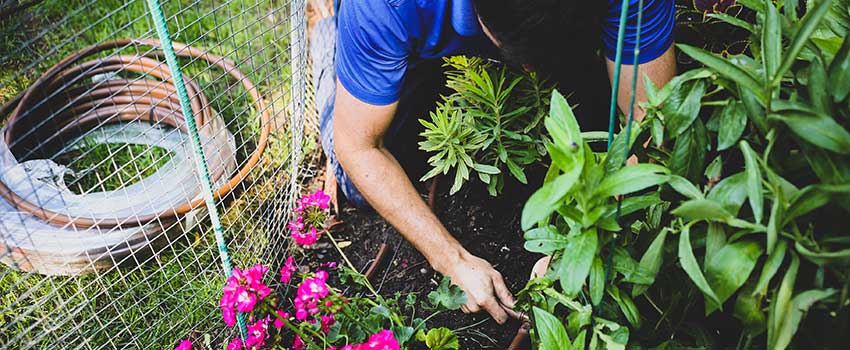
{"left": 0, "top": 0, "right": 320, "bottom": 349}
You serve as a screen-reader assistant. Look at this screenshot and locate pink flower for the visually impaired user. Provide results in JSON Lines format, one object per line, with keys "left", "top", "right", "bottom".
{"left": 175, "top": 340, "right": 192, "bottom": 350}
{"left": 293, "top": 336, "right": 305, "bottom": 350}
{"left": 280, "top": 256, "right": 297, "bottom": 283}
{"left": 222, "top": 307, "right": 237, "bottom": 327}
{"left": 245, "top": 319, "right": 268, "bottom": 349}
{"left": 288, "top": 216, "right": 305, "bottom": 233}
{"left": 363, "top": 330, "right": 400, "bottom": 350}
{"left": 273, "top": 309, "right": 289, "bottom": 329}
{"left": 320, "top": 314, "right": 336, "bottom": 332}
{"left": 235, "top": 287, "right": 258, "bottom": 313}
{"left": 226, "top": 338, "right": 242, "bottom": 350}
{"left": 292, "top": 226, "right": 319, "bottom": 245}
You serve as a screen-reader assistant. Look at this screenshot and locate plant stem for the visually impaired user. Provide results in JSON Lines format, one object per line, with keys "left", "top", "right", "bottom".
{"left": 272, "top": 312, "right": 323, "bottom": 349}
{"left": 326, "top": 231, "right": 379, "bottom": 297}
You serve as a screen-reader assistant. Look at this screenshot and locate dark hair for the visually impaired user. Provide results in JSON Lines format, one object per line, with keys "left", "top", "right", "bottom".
{"left": 473, "top": 0, "right": 607, "bottom": 79}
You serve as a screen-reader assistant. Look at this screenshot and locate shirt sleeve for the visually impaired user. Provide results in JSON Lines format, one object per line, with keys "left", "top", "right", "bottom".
{"left": 336, "top": 0, "right": 409, "bottom": 105}
{"left": 603, "top": 0, "right": 675, "bottom": 65}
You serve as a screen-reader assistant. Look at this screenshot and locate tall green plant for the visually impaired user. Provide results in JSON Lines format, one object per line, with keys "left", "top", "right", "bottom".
{"left": 519, "top": 1, "right": 850, "bottom": 348}
{"left": 419, "top": 56, "right": 553, "bottom": 195}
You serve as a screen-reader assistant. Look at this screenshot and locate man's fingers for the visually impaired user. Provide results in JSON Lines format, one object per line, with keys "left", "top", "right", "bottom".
{"left": 460, "top": 305, "right": 470, "bottom": 314}
{"left": 482, "top": 299, "right": 509, "bottom": 325}
{"left": 492, "top": 273, "right": 515, "bottom": 308}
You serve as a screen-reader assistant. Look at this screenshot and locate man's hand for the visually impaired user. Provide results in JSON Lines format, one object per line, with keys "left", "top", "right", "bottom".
{"left": 443, "top": 252, "right": 515, "bottom": 324}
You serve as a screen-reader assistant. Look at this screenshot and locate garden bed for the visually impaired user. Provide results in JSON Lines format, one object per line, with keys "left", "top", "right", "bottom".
{"left": 302, "top": 167, "right": 542, "bottom": 348}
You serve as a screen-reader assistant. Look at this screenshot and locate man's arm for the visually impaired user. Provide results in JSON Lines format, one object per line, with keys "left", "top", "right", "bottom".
{"left": 606, "top": 45, "right": 677, "bottom": 122}
{"left": 332, "top": 81, "right": 515, "bottom": 324}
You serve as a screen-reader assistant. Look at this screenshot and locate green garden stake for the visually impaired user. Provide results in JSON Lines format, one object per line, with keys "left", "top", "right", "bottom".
{"left": 602, "top": 0, "right": 644, "bottom": 314}
{"left": 144, "top": 0, "right": 248, "bottom": 340}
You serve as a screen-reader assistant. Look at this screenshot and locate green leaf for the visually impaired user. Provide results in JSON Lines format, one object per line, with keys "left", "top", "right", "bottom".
{"left": 704, "top": 240, "right": 764, "bottom": 315}
{"left": 472, "top": 163, "right": 501, "bottom": 174}
{"left": 768, "top": 252, "right": 799, "bottom": 350}
{"left": 773, "top": 0, "right": 836, "bottom": 86}
{"left": 740, "top": 141, "right": 764, "bottom": 223}
{"left": 678, "top": 224, "right": 723, "bottom": 308}
{"left": 590, "top": 256, "right": 605, "bottom": 306}
{"left": 770, "top": 111, "right": 850, "bottom": 155}
{"left": 808, "top": 56, "right": 830, "bottom": 114}
{"left": 643, "top": 73, "right": 659, "bottom": 105}
{"left": 651, "top": 117, "right": 664, "bottom": 148}
{"left": 707, "top": 172, "right": 749, "bottom": 215}
{"left": 734, "top": 282, "right": 767, "bottom": 336}
{"left": 784, "top": 184, "right": 850, "bottom": 223}
{"left": 772, "top": 289, "right": 837, "bottom": 350}
{"left": 524, "top": 226, "right": 568, "bottom": 254}
{"left": 533, "top": 307, "right": 572, "bottom": 350}
{"left": 547, "top": 90, "right": 582, "bottom": 153}
{"left": 717, "top": 101, "right": 747, "bottom": 151}
{"left": 707, "top": 13, "right": 754, "bottom": 32}
{"left": 604, "top": 124, "right": 643, "bottom": 172}
{"left": 704, "top": 155, "right": 723, "bottom": 180}
{"left": 428, "top": 276, "right": 468, "bottom": 310}
{"left": 767, "top": 197, "right": 782, "bottom": 255}
{"left": 558, "top": 228, "right": 598, "bottom": 297}
{"left": 670, "top": 119, "right": 708, "bottom": 182}
{"left": 763, "top": 0, "right": 782, "bottom": 80}
{"left": 633, "top": 228, "right": 668, "bottom": 296}
{"left": 668, "top": 175, "right": 704, "bottom": 199}
{"left": 753, "top": 240, "right": 788, "bottom": 296}
{"left": 571, "top": 330, "right": 587, "bottom": 350}
{"left": 828, "top": 34, "right": 850, "bottom": 101}
{"left": 593, "top": 164, "right": 670, "bottom": 199}
{"left": 506, "top": 158, "right": 528, "bottom": 184}
{"left": 672, "top": 199, "right": 734, "bottom": 222}
{"left": 677, "top": 44, "right": 766, "bottom": 103}
{"left": 522, "top": 167, "right": 582, "bottom": 230}
{"left": 663, "top": 80, "right": 706, "bottom": 137}
{"left": 608, "top": 286, "right": 642, "bottom": 329}
{"left": 795, "top": 241, "right": 850, "bottom": 265}
{"left": 705, "top": 223, "right": 727, "bottom": 265}
{"left": 422, "top": 327, "right": 459, "bottom": 350}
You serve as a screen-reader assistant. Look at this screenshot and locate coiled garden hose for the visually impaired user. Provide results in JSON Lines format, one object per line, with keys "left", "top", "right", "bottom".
{"left": 0, "top": 38, "right": 272, "bottom": 229}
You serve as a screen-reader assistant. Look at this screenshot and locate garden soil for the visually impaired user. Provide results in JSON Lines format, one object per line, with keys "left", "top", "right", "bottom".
{"left": 305, "top": 170, "right": 543, "bottom": 349}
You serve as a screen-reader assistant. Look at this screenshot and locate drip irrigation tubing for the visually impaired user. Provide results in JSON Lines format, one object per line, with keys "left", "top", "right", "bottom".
{"left": 0, "top": 38, "right": 272, "bottom": 229}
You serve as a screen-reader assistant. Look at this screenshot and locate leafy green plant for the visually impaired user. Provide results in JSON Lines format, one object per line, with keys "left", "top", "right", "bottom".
{"left": 419, "top": 56, "right": 553, "bottom": 195}
{"left": 518, "top": 1, "right": 850, "bottom": 348}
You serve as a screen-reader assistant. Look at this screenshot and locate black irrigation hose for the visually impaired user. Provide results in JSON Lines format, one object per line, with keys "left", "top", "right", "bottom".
{"left": 0, "top": 38, "right": 272, "bottom": 229}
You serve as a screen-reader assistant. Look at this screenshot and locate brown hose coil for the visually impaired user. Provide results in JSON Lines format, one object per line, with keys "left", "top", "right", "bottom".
{"left": 0, "top": 38, "right": 271, "bottom": 229}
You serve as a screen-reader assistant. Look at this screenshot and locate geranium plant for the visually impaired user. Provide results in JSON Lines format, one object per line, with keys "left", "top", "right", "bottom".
{"left": 175, "top": 190, "right": 465, "bottom": 350}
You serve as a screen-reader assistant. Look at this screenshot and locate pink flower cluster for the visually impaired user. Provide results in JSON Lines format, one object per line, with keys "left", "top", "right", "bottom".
{"left": 294, "top": 270, "right": 331, "bottom": 321}
{"left": 329, "top": 330, "right": 400, "bottom": 350}
{"left": 220, "top": 265, "right": 272, "bottom": 327}
{"left": 175, "top": 340, "right": 192, "bottom": 350}
{"left": 288, "top": 191, "right": 331, "bottom": 246}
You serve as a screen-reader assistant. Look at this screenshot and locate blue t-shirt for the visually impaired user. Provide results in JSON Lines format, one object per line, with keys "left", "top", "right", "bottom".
{"left": 337, "top": 0, "right": 675, "bottom": 106}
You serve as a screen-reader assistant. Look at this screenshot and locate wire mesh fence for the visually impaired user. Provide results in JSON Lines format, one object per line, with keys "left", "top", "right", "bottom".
{"left": 0, "top": 0, "right": 319, "bottom": 348}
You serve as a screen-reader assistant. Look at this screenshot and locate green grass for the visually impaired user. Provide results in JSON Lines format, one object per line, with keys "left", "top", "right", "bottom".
{"left": 58, "top": 141, "right": 174, "bottom": 195}
{"left": 0, "top": 0, "right": 305, "bottom": 348}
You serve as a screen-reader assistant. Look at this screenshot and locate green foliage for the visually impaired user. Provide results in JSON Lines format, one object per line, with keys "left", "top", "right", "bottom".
{"left": 415, "top": 327, "right": 459, "bottom": 350}
{"left": 419, "top": 56, "right": 553, "bottom": 195}
{"left": 426, "top": 276, "right": 468, "bottom": 310}
{"left": 518, "top": 1, "right": 850, "bottom": 348}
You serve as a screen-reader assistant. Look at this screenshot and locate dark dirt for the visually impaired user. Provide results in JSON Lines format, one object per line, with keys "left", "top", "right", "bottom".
{"left": 322, "top": 176, "right": 542, "bottom": 349}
